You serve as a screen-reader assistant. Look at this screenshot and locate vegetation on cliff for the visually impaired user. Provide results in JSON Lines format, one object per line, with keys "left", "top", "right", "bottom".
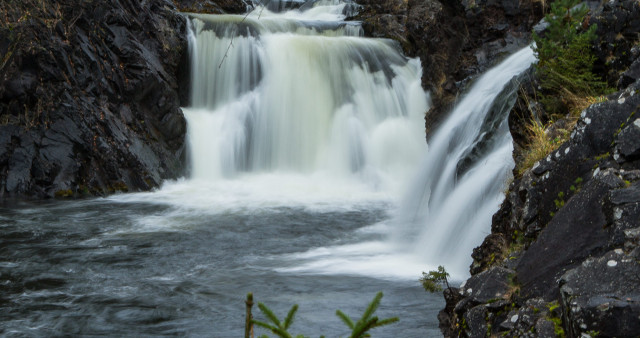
{"left": 442, "top": 0, "right": 640, "bottom": 336}
{"left": 518, "top": 0, "right": 613, "bottom": 175}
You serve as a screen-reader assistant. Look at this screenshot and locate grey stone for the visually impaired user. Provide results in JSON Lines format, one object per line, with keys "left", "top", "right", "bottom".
{"left": 516, "top": 170, "right": 624, "bottom": 300}
{"left": 560, "top": 250, "right": 640, "bottom": 337}
{"left": 616, "top": 119, "right": 640, "bottom": 161}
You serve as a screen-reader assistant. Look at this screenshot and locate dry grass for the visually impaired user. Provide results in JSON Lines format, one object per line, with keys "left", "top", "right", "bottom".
{"left": 517, "top": 120, "right": 558, "bottom": 175}
{"left": 517, "top": 93, "right": 608, "bottom": 176}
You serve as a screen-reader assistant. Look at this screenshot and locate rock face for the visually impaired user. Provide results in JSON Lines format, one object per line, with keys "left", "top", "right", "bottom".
{"left": 441, "top": 2, "right": 640, "bottom": 335}
{"left": 354, "top": 0, "right": 543, "bottom": 133}
{"left": 0, "top": 0, "right": 245, "bottom": 198}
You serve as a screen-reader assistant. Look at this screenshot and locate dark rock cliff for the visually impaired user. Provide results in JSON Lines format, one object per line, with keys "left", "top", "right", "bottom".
{"left": 0, "top": 0, "right": 245, "bottom": 199}
{"left": 441, "top": 1, "right": 640, "bottom": 337}
{"left": 354, "top": 0, "right": 543, "bottom": 134}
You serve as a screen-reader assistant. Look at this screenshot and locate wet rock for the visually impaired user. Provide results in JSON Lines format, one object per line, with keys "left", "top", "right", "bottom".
{"left": 560, "top": 250, "right": 640, "bottom": 337}
{"left": 534, "top": 317, "right": 557, "bottom": 338}
{"left": 619, "top": 56, "right": 640, "bottom": 88}
{"left": 464, "top": 305, "right": 488, "bottom": 337}
{"left": 458, "top": 267, "right": 514, "bottom": 309}
{"left": 470, "top": 233, "right": 508, "bottom": 275}
{"left": 438, "top": 286, "right": 463, "bottom": 337}
{"left": 592, "top": 0, "right": 640, "bottom": 88}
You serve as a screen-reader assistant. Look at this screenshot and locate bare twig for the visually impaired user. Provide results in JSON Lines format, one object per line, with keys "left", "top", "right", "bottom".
{"left": 218, "top": 0, "right": 272, "bottom": 68}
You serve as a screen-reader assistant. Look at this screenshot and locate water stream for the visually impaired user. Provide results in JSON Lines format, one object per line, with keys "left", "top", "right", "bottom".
{"left": 0, "top": 1, "right": 535, "bottom": 336}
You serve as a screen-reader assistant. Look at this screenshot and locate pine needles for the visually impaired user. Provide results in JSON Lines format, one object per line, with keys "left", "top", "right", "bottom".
{"left": 419, "top": 266, "right": 451, "bottom": 293}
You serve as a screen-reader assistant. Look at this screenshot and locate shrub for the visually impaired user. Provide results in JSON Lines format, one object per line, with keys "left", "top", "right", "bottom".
{"left": 420, "top": 266, "right": 451, "bottom": 293}
{"left": 532, "top": 0, "right": 609, "bottom": 115}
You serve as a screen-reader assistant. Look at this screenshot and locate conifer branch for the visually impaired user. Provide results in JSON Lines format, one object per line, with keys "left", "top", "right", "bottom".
{"left": 258, "top": 302, "right": 282, "bottom": 327}
{"left": 283, "top": 304, "right": 298, "bottom": 330}
{"left": 336, "top": 310, "right": 355, "bottom": 329}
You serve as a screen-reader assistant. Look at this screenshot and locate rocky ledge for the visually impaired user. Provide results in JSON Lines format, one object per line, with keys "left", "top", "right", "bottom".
{"left": 0, "top": 0, "right": 246, "bottom": 199}
{"left": 441, "top": 1, "right": 640, "bottom": 336}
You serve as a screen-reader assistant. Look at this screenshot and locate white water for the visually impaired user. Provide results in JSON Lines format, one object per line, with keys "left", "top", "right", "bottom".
{"left": 113, "top": 2, "right": 534, "bottom": 282}
{"left": 280, "top": 47, "right": 536, "bottom": 280}
{"left": 181, "top": 2, "right": 428, "bottom": 202}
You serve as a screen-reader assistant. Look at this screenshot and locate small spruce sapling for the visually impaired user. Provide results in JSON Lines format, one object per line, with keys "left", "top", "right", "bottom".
{"left": 335, "top": 292, "right": 399, "bottom": 338}
{"left": 252, "top": 302, "right": 305, "bottom": 338}
{"left": 532, "top": 0, "right": 609, "bottom": 114}
{"left": 420, "top": 265, "right": 451, "bottom": 293}
{"left": 249, "top": 292, "right": 398, "bottom": 337}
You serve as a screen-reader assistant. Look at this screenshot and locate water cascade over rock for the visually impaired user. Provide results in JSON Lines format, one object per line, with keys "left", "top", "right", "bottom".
{"left": 182, "top": 1, "right": 428, "bottom": 193}
{"left": 398, "top": 47, "right": 536, "bottom": 278}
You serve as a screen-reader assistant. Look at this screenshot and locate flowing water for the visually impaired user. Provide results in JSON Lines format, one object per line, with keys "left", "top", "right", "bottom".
{"left": 0, "top": 1, "right": 535, "bottom": 336}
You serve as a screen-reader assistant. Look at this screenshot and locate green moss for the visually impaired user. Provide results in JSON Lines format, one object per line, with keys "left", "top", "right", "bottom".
{"left": 109, "top": 181, "right": 129, "bottom": 193}
{"left": 546, "top": 301, "right": 565, "bottom": 338}
{"left": 54, "top": 189, "right": 73, "bottom": 198}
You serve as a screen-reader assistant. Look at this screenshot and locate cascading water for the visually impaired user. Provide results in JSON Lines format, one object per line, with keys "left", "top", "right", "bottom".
{"left": 281, "top": 47, "right": 536, "bottom": 280}
{"left": 397, "top": 47, "right": 537, "bottom": 278}
{"left": 182, "top": 1, "right": 428, "bottom": 198}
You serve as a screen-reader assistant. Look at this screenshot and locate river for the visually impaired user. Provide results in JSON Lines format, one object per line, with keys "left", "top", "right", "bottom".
{"left": 0, "top": 0, "right": 536, "bottom": 336}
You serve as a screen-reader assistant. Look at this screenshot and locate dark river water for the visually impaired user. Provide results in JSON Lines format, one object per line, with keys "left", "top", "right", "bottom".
{"left": 0, "top": 190, "right": 443, "bottom": 337}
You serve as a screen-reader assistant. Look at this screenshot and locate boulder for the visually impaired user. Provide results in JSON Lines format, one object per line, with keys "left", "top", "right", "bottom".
{"left": 516, "top": 168, "right": 624, "bottom": 300}
{"left": 457, "top": 267, "right": 515, "bottom": 309}
{"left": 560, "top": 250, "right": 640, "bottom": 337}
{"left": 615, "top": 118, "right": 640, "bottom": 161}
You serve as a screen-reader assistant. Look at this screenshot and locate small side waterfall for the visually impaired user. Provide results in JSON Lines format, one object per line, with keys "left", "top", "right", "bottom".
{"left": 397, "top": 47, "right": 536, "bottom": 277}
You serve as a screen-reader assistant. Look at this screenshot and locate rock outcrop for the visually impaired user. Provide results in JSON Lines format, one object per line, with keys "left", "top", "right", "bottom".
{"left": 0, "top": 0, "right": 245, "bottom": 199}
{"left": 441, "top": 1, "right": 640, "bottom": 336}
{"left": 354, "top": 0, "right": 543, "bottom": 133}
{"left": 173, "top": 0, "right": 250, "bottom": 14}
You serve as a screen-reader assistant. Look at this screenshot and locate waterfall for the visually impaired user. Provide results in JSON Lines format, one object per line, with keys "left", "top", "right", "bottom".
{"left": 277, "top": 47, "right": 536, "bottom": 280}
{"left": 163, "top": 1, "right": 534, "bottom": 281}
{"left": 183, "top": 2, "right": 428, "bottom": 194}
{"left": 396, "top": 47, "right": 537, "bottom": 278}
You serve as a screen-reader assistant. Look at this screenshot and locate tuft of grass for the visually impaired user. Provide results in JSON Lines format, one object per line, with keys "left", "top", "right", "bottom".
{"left": 518, "top": 120, "right": 558, "bottom": 175}
{"left": 516, "top": 94, "right": 607, "bottom": 175}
